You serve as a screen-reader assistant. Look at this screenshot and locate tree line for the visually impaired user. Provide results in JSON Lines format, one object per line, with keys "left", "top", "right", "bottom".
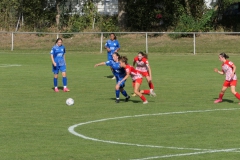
{"left": 0, "top": 0, "right": 239, "bottom": 33}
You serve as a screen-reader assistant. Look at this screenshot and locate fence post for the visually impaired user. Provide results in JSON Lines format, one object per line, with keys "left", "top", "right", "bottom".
{"left": 57, "top": 33, "right": 59, "bottom": 39}
{"left": 100, "top": 32, "right": 103, "bottom": 53}
{"left": 146, "top": 32, "right": 148, "bottom": 54}
{"left": 11, "top": 32, "right": 14, "bottom": 51}
{"left": 193, "top": 33, "right": 196, "bottom": 55}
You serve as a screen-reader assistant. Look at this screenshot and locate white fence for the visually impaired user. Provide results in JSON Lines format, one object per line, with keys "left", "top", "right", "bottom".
{"left": 1, "top": 32, "right": 240, "bottom": 54}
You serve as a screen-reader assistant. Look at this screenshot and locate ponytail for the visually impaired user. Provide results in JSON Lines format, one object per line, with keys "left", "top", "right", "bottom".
{"left": 219, "top": 52, "right": 229, "bottom": 59}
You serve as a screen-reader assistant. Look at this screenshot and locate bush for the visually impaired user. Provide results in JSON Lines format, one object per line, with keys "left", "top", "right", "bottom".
{"left": 170, "top": 9, "right": 215, "bottom": 39}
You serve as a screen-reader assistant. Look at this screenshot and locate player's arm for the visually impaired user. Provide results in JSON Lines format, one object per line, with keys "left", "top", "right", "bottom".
{"left": 147, "top": 64, "right": 152, "bottom": 80}
{"left": 104, "top": 42, "right": 111, "bottom": 52}
{"left": 118, "top": 71, "right": 130, "bottom": 85}
{"left": 94, "top": 62, "right": 106, "bottom": 67}
{"left": 214, "top": 68, "right": 224, "bottom": 75}
{"left": 115, "top": 41, "right": 120, "bottom": 52}
{"left": 63, "top": 54, "right": 66, "bottom": 66}
{"left": 50, "top": 50, "right": 56, "bottom": 66}
{"left": 231, "top": 64, "right": 236, "bottom": 78}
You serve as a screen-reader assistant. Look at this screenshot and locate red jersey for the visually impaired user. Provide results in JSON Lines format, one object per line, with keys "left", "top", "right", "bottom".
{"left": 222, "top": 60, "right": 237, "bottom": 81}
{"left": 125, "top": 64, "right": 142, "bottom": 81}
{"left": 133, "top": 56, "right": 149, "bottom": 72}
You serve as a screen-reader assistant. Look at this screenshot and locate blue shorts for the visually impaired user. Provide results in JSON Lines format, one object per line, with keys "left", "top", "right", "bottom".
{"left": 116, "top": 76, "right": 126, "bottom": 88}
{"left": 52, "top": 65, "right": 66, "bottom": 74}
{"left": 107, "top": 54, "right": 113, "bottom": 61}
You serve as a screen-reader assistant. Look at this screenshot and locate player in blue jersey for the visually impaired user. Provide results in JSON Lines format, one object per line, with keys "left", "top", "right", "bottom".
{"left": 95, "top": 52, "right": 130, "bottom": 103}
{"left": 50, "top": 38, "right": 70, "bottom": 92}
{"left": 105, "top": 33, "right": 120, "bottom": 80}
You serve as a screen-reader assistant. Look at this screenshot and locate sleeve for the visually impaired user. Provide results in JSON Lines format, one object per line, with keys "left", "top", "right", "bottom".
{"left": 125, "top": 66, "right": 130, "bottom": 73}
{"left": 105, "top": 40, "right": 109, "bottom": 48}
{"left": 50, "top": 47, "right": 54, "bottom": 55}
{"left": 105, "top": 60, "right": 112, "bottom": 67}
{"left": 133, "top": 57, "right": 138, "bottom": 62}
{"left": 116, "top": 40, "right": 120, "bottom": 48}
{"left": 143, "top": 58, "right": 149, "bottom": 65}
{"left": 228, "top": 61, "right": 234, "bottom": 66}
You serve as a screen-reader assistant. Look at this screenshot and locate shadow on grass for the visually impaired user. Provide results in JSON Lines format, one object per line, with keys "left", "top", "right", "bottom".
{"left": 110, "top": 98, "right": 141, "bottom": 103}
{"left": 52, "top": 86, "right": 64, "bottom": 90}
{"left": 213, "top": 98, "right": 234, "bottom": 103}
{"left": 104, "top": 75, "right": 115, "bottom": 78}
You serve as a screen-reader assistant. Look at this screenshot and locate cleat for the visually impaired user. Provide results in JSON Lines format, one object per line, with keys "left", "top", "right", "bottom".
{"left": 214, "top": 99, "right": 222, "bottom": 103}
{"left": 63, "top": 88, "right": 70, "bottom": 92}
{"left": 54, "top": 88, "right": 59, "bottom": 92}
{"left": 112, "top": 76, "right": 116, "bottom": 80}
{"left": 132, "top": 93, "right": 137, "bottom": 97}
{"left": 150, "top": 90, "right": 157, "bottom": 97}
{"left": 143, "top": 101, "right": 148, "bottom": 104}
{"left": 115, "top": 99, "right": 120, "bottom": 103}
{"left": 125, "top": 96, "right": 130, "bottom": 102}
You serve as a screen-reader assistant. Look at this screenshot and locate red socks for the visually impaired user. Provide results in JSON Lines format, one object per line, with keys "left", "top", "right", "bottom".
{"left": 235, "top": 92, "right": 240, "bottom": 100}
{"left": 140, "top": 95, "right": 147, "bottom": 102}
{"left": 219, "top": 93, "right": 224, "bottom": 99}
{"left": 149, "top": 82, "right": 154, "bottom": 89}
{"left": 142, "top": 90, "right": 150, "bottom": 95}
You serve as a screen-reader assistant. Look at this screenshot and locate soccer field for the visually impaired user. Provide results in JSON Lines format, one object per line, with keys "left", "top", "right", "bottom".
{"left": 1, "top": 51, "right": 240, "bottom": 160}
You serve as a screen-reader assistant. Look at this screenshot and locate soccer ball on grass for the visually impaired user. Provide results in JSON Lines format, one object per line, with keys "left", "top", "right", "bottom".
{"left": 66, "top": 98, "right": 74, "bottom": 106}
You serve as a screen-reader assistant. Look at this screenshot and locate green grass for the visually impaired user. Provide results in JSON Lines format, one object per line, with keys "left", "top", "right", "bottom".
{"left": 1, "top": 51, "right": 240, "bottom": 160}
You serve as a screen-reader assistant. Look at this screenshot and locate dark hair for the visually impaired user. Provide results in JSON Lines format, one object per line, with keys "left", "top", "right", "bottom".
{"left": 219, "top": 52, "right": 229, "bottom": 59}
{"left": 119, "top": 56, "right": 128, "bottom": 64}
{"left": 138, "top": 51, "right": 148, "bottom": 59}
{"left": 55, "top": 38, "right": 63, "bottom": 44}
{"left": 110, "top": 33, "right": 117, "bottom": 40}
{"left": 113, "top": 52, "right": 120, "bottom": 59}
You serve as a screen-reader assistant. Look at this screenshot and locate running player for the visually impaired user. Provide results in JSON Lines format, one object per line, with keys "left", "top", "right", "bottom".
{"left": 118, "top": 56, "right": 148, "bottom": 104}
{"left": 105, "top": 33, "right": 120, "bottom": 79}
{"left": 50, "top": 38, "right": 70, "bottom": 92}
{"left": 95, "top": 52, "right": 130, "bottom": 103}
{"left": 214, "top": 52, "right": 240, "bottom": 103}
{"left": 132, "top": 52, "right": 156, "bottom": 97}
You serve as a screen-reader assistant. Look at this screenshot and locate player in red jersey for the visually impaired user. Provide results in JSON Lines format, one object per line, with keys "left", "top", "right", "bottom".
{"left": 132, "top": 52, "right": 156, "bottom": 97}
{"left": 214, "top": 52, "right": 240, "bottom": 104}
{"left": 118, "top": 56, "right": 148, "bottom": 104}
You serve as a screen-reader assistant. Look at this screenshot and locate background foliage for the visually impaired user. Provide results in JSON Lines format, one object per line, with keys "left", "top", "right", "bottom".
{"left": 0, "top": 0, "right": 240, "bottom": 33}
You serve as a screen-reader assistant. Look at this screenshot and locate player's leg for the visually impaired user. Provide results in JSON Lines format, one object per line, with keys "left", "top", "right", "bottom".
{"left": 214, "top": 82, "right": 228, "bottom": 103}
{"left": 60, "top": 66, "right": 70, "bottom": 92}
{"left": 145, "top": 73, "right": 156, "bottom": 97}
{"left": 119, "top": 81, "right": 130, "bottom": 102}
{"left": 115, "top": 84, "right": 121, "bottom": 103}
{"left": 134, "top": 79, "right": 148, "bottom": 104}
{"left": 53, "top": 65, "right": 59, "bottom": 92}
{"left": 140, "top": 90, "right": 150, "bottom": 95}
{"left": 230, "top": 81, "right": 240, "bottom": 102}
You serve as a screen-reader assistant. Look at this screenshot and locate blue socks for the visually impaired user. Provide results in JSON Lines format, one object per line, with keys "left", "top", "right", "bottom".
{"left": 116, "top": 90, "right": 120, "bottom": 99}
{"left": 54, "top": 78, "right": 58, "bottom": 87}
{"left": 63, "top": 77, "right": 67, "bottom": 87}
{"left": 121, "top": 90, "right": 128, "bottom": 97}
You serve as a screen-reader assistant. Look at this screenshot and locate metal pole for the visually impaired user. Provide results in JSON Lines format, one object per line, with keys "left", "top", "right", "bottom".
{"left": 146, "top": 32, "right": 148, "bottom": 54}
{"left": 193, "top": 33, "right": 196, "bottom": 55}
{"left": 57, "top": 33, "right": 59, "bottom": 39}
{"left": 100, "top": 32, "right": 103, "bottom": 53}
{"left": 11, "top": 32, "right": 14, "bottom": 51}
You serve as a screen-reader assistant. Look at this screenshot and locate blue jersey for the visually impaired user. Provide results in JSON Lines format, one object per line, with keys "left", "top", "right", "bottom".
{"left": 105, "top": 39, "right": 120, "bottom": 55}
{"left": 50, "top": 45, "right": 66, "bottom": 66}
{"left": 105, "top": 60, "right": 126, "bottom": 78}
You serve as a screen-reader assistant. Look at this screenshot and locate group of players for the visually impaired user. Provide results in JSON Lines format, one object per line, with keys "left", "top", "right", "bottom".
{"left": 50, "top": 34, "right": 240, "bottom": 104}
{"left": 95, "top": 33, "right": 156, "bottom": 104}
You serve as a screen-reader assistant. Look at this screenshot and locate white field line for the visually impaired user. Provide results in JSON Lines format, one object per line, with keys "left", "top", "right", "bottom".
{"left": 0, "top": 64, "right": 21, "bottom": 67}
{"left": 130, "top": 148, "right": 240, "bottom": 160}
{"left": 68, "top": 108, "right": 240, "bottom": 152}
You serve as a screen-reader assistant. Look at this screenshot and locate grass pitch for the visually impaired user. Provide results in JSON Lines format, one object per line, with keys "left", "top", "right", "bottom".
{"left": 1, "top": 51, "right": 240, "bottom": 160}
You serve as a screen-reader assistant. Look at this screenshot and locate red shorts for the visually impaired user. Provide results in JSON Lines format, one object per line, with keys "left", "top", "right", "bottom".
{"left": 223, "top": 80, "right": 237, "bottom": 87}
{"left": 139, "top": 71, "right": 149, "bottom": 77}
{"left": 132, "top": 78, "right": 143, "bottom": 87}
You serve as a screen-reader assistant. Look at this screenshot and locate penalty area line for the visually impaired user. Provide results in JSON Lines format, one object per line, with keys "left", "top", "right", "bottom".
{"left": 0, "top": 64, "right": 22, "bottom": 67}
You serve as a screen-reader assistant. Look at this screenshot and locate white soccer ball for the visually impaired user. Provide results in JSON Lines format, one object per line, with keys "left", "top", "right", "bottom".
{"left": 66, "top": 98, "right": 74, "bottom": 106}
